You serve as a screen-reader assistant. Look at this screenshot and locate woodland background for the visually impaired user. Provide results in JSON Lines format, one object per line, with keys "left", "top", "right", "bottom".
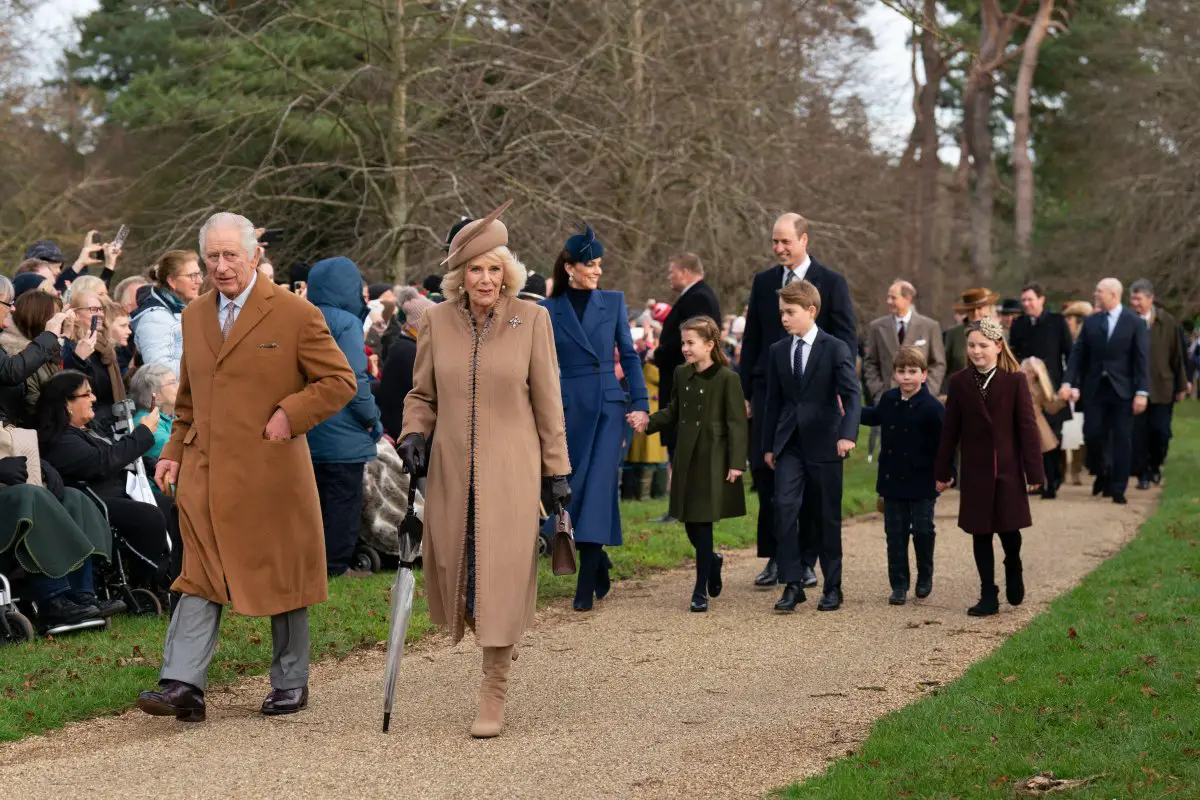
{"left": 0, "top": 0, "right": 1197, "bottom": 324}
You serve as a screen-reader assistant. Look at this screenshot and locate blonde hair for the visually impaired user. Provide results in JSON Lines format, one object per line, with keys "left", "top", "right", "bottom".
{"left": 778, "top": 278, "right": 822, "bottom": 314}
{"left": 1020, "top": 357, "right": 1054, "bottom": 401}
{"left": 966, "top": 320, "right": 1020, "bottom": 372}
{"left": 440, "top": 246, "right": 527, "bottom": 304}
{"left": 680, "top": 315, "right": 729, "bottom": 367}
{"left": 64, "top": 275, "right": 106, "bottom": 305}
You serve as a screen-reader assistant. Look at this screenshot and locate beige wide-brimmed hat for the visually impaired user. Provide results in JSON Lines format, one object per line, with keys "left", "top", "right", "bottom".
{"left": 442, "top": 200, "right": 513, "bottom": 271}
{"left": 952, "top": 287, "right": 1000, "bottom": 313}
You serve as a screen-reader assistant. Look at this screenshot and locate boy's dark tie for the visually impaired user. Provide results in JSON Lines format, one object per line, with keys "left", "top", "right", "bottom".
{"left": 793, "top": 338, "right": 805, "bottom": 389}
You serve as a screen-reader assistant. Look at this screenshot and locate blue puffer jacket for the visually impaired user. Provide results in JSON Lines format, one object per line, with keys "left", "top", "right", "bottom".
{"left": 305, "top": 257, "right": 383, "bottom": 464}
{"left": 131, "top": 287, "right": 186, "bottom": 375}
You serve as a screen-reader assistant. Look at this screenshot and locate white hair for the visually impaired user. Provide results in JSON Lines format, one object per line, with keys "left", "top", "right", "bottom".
{"left": 199, "top": 212, "right": 258, "bottom": 260}
{"left": 1098, "top": 277, "right": 1123, "bottom": 297}
{"left": 129, "top": 363, "right": 177, "bottom": 411}
{"left": 0, "top": 275, "right": 12, "bottom": 303}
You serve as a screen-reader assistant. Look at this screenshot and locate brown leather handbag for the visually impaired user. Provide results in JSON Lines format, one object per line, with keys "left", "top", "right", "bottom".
{"left": 550, "top": 505, "right": 577, "bottom": 576}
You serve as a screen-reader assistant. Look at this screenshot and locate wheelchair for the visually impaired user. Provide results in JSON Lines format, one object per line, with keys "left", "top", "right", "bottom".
{"left": 0, "top": 563, "right": 109, "bottom": 641}
{"left": 76, "top": 484, "right": 169, "bottom": 619}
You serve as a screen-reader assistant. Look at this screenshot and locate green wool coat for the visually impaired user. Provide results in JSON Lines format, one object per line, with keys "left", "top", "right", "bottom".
{"left": 647, "top": 363, "right": 748, "bottom": 523}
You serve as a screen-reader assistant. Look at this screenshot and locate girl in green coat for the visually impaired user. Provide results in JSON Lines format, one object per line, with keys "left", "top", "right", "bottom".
{"left": 637, "top": 316, "right": 748, "bottom": 612}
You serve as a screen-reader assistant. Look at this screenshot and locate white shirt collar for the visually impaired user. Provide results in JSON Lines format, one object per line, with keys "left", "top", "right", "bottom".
{"left": 678, "top": 277, "right": 702, "bottom": 297}
{"left": 219, "top": 270, "right": 258, "bottom": 313}
{"left": 782, "top": 256, "right": 812, "bottom": 283}
{"left": 895, "top": 309, "right": 913, "bottom": 326}
{"left": 795, "top": 325, "right": 819, "bottom": 348}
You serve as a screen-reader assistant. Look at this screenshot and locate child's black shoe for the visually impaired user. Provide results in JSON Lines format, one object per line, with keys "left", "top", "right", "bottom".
{"left": 888, "top": 589, "right": 906, "bottom": 605}
{"left": 690, "top": 595, "right": 708, "bottom": 613}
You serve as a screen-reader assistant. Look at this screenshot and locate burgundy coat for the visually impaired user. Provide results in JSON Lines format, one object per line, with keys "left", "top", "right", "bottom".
{"left": 935, "top": 368, "right": 1046, "bottom": 535}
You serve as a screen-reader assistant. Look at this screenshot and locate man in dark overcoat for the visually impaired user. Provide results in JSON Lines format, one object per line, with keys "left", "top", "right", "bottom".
{"left": 1128, "top": 279, "right": 1188, "bottom": 490}
{"left": 1008, "top": 281, "right": 1074, "bottom": 498}
{"left": 1060, "top": 278, "right": 1150, "bottom": 505}
{"left": 739, "top": 213, "right": 856, "bottom": 588}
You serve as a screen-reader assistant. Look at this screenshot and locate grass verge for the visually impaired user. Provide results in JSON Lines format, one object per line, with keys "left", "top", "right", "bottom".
{"left": 0, "top": 439, "right": 878, "bottom": 741}
{"left": 779, "top": 404, "right": 1200, "bottom": 799}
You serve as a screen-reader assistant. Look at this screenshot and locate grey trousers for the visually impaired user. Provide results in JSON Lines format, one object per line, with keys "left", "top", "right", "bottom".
{"left": 159, "top": 594, "right": 310, "bottom": 692}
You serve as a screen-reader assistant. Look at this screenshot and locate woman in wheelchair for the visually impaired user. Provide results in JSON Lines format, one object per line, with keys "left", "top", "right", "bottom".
{"left": 0, "top": 454, "right": 122, "bottom": 626}
{"left": 35, "top": 371, "right": 181, "bottom": 592}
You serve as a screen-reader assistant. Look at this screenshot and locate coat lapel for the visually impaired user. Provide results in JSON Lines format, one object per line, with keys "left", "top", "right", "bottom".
{"left": 217, "top": 277, "right": 275, "bottom": 365}
{"left": 199, "top": 291, "right": 225, "bottom": 358}
{"left": 581, "top": 290, "right": 608, "bottom": 344}
{"left": 549, "top": 295, "right": 598, "bottom": 359}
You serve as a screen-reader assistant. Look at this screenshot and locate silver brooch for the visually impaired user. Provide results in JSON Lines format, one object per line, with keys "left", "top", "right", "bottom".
{"left": 508, "top": 316, "right": 522, "bottom": 329}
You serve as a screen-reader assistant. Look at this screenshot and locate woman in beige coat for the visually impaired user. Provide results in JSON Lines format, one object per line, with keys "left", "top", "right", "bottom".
{"left": 398, "top": 203, "right": 570, "bottom": 738}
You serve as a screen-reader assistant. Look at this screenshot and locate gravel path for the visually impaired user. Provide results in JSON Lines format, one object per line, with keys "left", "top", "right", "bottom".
{"left": 0, "top": 484, "right": 1156, "bottom": 799}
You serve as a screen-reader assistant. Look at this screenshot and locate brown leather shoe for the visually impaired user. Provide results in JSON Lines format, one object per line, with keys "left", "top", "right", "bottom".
{"left": 261, "top": 686, "right": 309, "bottom": 715}
{"left": 136, "top": 680, "right": 206, "bottom": 722}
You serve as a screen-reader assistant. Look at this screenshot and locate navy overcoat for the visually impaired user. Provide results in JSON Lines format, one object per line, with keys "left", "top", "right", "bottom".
{"left": 541, "top": 290, "right": 648, "bottom": 545}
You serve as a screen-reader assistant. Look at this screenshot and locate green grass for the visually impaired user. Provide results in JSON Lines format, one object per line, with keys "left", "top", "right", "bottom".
{"left": 0, "top": 439, "right": 878, "bottom": 741}
{"left": 780, "top": 404, "right": 1200, "bottom": 799}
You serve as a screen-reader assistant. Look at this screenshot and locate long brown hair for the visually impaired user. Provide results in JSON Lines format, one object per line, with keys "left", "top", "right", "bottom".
{"left": 13, "top": 291, "right": 62, "bottom": 340}
{"left": 681, "top": 315, "right": 729, "bottom": 367}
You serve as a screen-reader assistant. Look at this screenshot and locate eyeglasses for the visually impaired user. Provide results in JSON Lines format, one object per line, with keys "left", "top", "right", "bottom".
{"left": 70, "top": 390, "right": 95, "bottom": 400}
{"left": 0, "top": 299, "right": 13, "bottom": 310}
{"left": 82, "top": 306, "right": 103, "bottom": 313}
{"left": 180, "top": 272, "right": 204, "bottom": 282}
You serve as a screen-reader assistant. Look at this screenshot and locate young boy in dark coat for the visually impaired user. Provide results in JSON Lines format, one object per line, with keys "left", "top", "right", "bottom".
{"left": 859, "top": 346, "right": 945, "bottom": 605}
{"left": 763, "top": 279, "right": 861, "bottom": 613}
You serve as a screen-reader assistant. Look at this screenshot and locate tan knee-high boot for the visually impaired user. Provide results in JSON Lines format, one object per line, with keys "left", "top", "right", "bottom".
{"left": 470, "top": 645, "right": 514, "bottom": 738}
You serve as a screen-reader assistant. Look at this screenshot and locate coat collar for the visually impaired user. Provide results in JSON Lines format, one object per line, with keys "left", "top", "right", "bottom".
{"left": 199, "top": 275, "right": 278, "bottom": 364}
{"left": 547, "top": 292, "right": 604, "bottom": 359}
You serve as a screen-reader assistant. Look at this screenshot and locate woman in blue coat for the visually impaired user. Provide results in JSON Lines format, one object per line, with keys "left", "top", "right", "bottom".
{"left": 541, "top": 226, "right": 648, "bottom": 610}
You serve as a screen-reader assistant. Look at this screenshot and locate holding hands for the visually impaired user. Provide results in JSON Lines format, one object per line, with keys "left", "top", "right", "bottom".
{"left": 625, "top": 411, "right": 649, "bottom": 433}
{"left": 725, "top": 468, "right": 743, "bottom": 483}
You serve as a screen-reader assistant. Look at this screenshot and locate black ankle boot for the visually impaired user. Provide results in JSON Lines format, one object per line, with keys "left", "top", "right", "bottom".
{"left": 1005, "top": 558, "right": 1025, "bottom": 606}
{"left": 967, "top": 584, "right": 1000, "bottom": 617}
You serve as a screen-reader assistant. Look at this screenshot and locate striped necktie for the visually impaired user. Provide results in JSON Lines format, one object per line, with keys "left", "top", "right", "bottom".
{"left": 221, "top": 303, "right": 236, "bottom": 340}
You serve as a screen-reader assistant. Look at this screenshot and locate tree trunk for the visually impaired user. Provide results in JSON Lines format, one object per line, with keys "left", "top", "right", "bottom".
{"left": 1013, "top": 0, "right": 1055, "bottom": 274}
{"left": 387, "top": 0, "right": 408, "bottom": 285}
{"left": 962, "top": 0, "right": 1008, "bottom": 285}
{"left": 917, "top": 0, "right": 944, "bottom": 312}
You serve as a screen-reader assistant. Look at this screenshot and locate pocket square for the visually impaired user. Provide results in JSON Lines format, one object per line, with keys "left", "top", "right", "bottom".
{"left": 256, "top": 342, "right": 280, "bottom": 349}
{"left": 915, "top": 339, "right": 927, "bottom": 346}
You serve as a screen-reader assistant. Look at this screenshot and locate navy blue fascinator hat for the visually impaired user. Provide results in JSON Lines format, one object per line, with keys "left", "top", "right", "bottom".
{"left": 563, "top": 223, "right": 604, "bottom": 264}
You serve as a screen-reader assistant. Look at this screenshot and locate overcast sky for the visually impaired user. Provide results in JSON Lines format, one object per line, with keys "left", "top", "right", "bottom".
{"left": 34, "top": 0, "right": 918, "bottom": 153}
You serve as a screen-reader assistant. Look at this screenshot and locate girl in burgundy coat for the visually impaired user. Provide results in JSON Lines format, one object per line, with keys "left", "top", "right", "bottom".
{"left": 935, "top": 318, "right": 1045, "bottom": 616}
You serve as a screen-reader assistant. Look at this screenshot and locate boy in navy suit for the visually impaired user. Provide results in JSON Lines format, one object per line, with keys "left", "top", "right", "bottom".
{"left": 859, "top": 346, "right": 945, "bottom": 606}
{"left": 763, "top": 280, "right": 861, "bottom": 612}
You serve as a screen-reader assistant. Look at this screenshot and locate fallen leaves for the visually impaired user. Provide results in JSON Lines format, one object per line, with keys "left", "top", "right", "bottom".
{"left": 1003, "top": 674, "right": 1018, "bottom": 684}
{"left": 1014, "top": 772, "right": 1107, "bottom": 795}
{"left": 1140, "top": 684, "right": 1159, "bottom": 698}
{"left": 1067, "top": 627, "right": 1077, "bottom": 639}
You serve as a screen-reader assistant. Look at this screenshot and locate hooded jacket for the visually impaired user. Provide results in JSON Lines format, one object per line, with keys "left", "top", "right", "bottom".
{"left": 131, "top": 286, "right": 187, "bottom": 375}
{"left": 305, "top": 257, "right": 383, "bottom": 463}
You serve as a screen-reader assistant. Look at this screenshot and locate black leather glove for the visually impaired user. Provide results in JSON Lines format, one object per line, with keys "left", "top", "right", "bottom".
{"left": 396, "top": 433, "right": 427, "bottom": 477}
{"left": 42, "top": 461, "right": 66, "bottom": 502}
{"left": 0, "top": 456, "right": 28, "bottom": 487}
{"left": 542, "top": 475, "right": 571, "bottom": 512}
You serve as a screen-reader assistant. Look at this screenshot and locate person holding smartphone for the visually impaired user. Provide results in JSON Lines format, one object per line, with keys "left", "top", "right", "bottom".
{"left": 64, "top": 300, "right": 130, "bottom": 433}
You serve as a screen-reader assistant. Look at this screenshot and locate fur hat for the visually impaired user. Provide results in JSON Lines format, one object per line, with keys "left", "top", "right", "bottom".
{"left": 1062, "top": 300, "right": 1094, "bottom": 318}
{"left": 564, "top": 223, "right": 603, "bottom": 264}
{"left": 443, "top": 201, "right": 512, "bottom": 271}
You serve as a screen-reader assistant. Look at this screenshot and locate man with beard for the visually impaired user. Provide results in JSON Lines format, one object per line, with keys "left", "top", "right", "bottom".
{"left": 739, "top": 213, "right": 856, "bottom": 589}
